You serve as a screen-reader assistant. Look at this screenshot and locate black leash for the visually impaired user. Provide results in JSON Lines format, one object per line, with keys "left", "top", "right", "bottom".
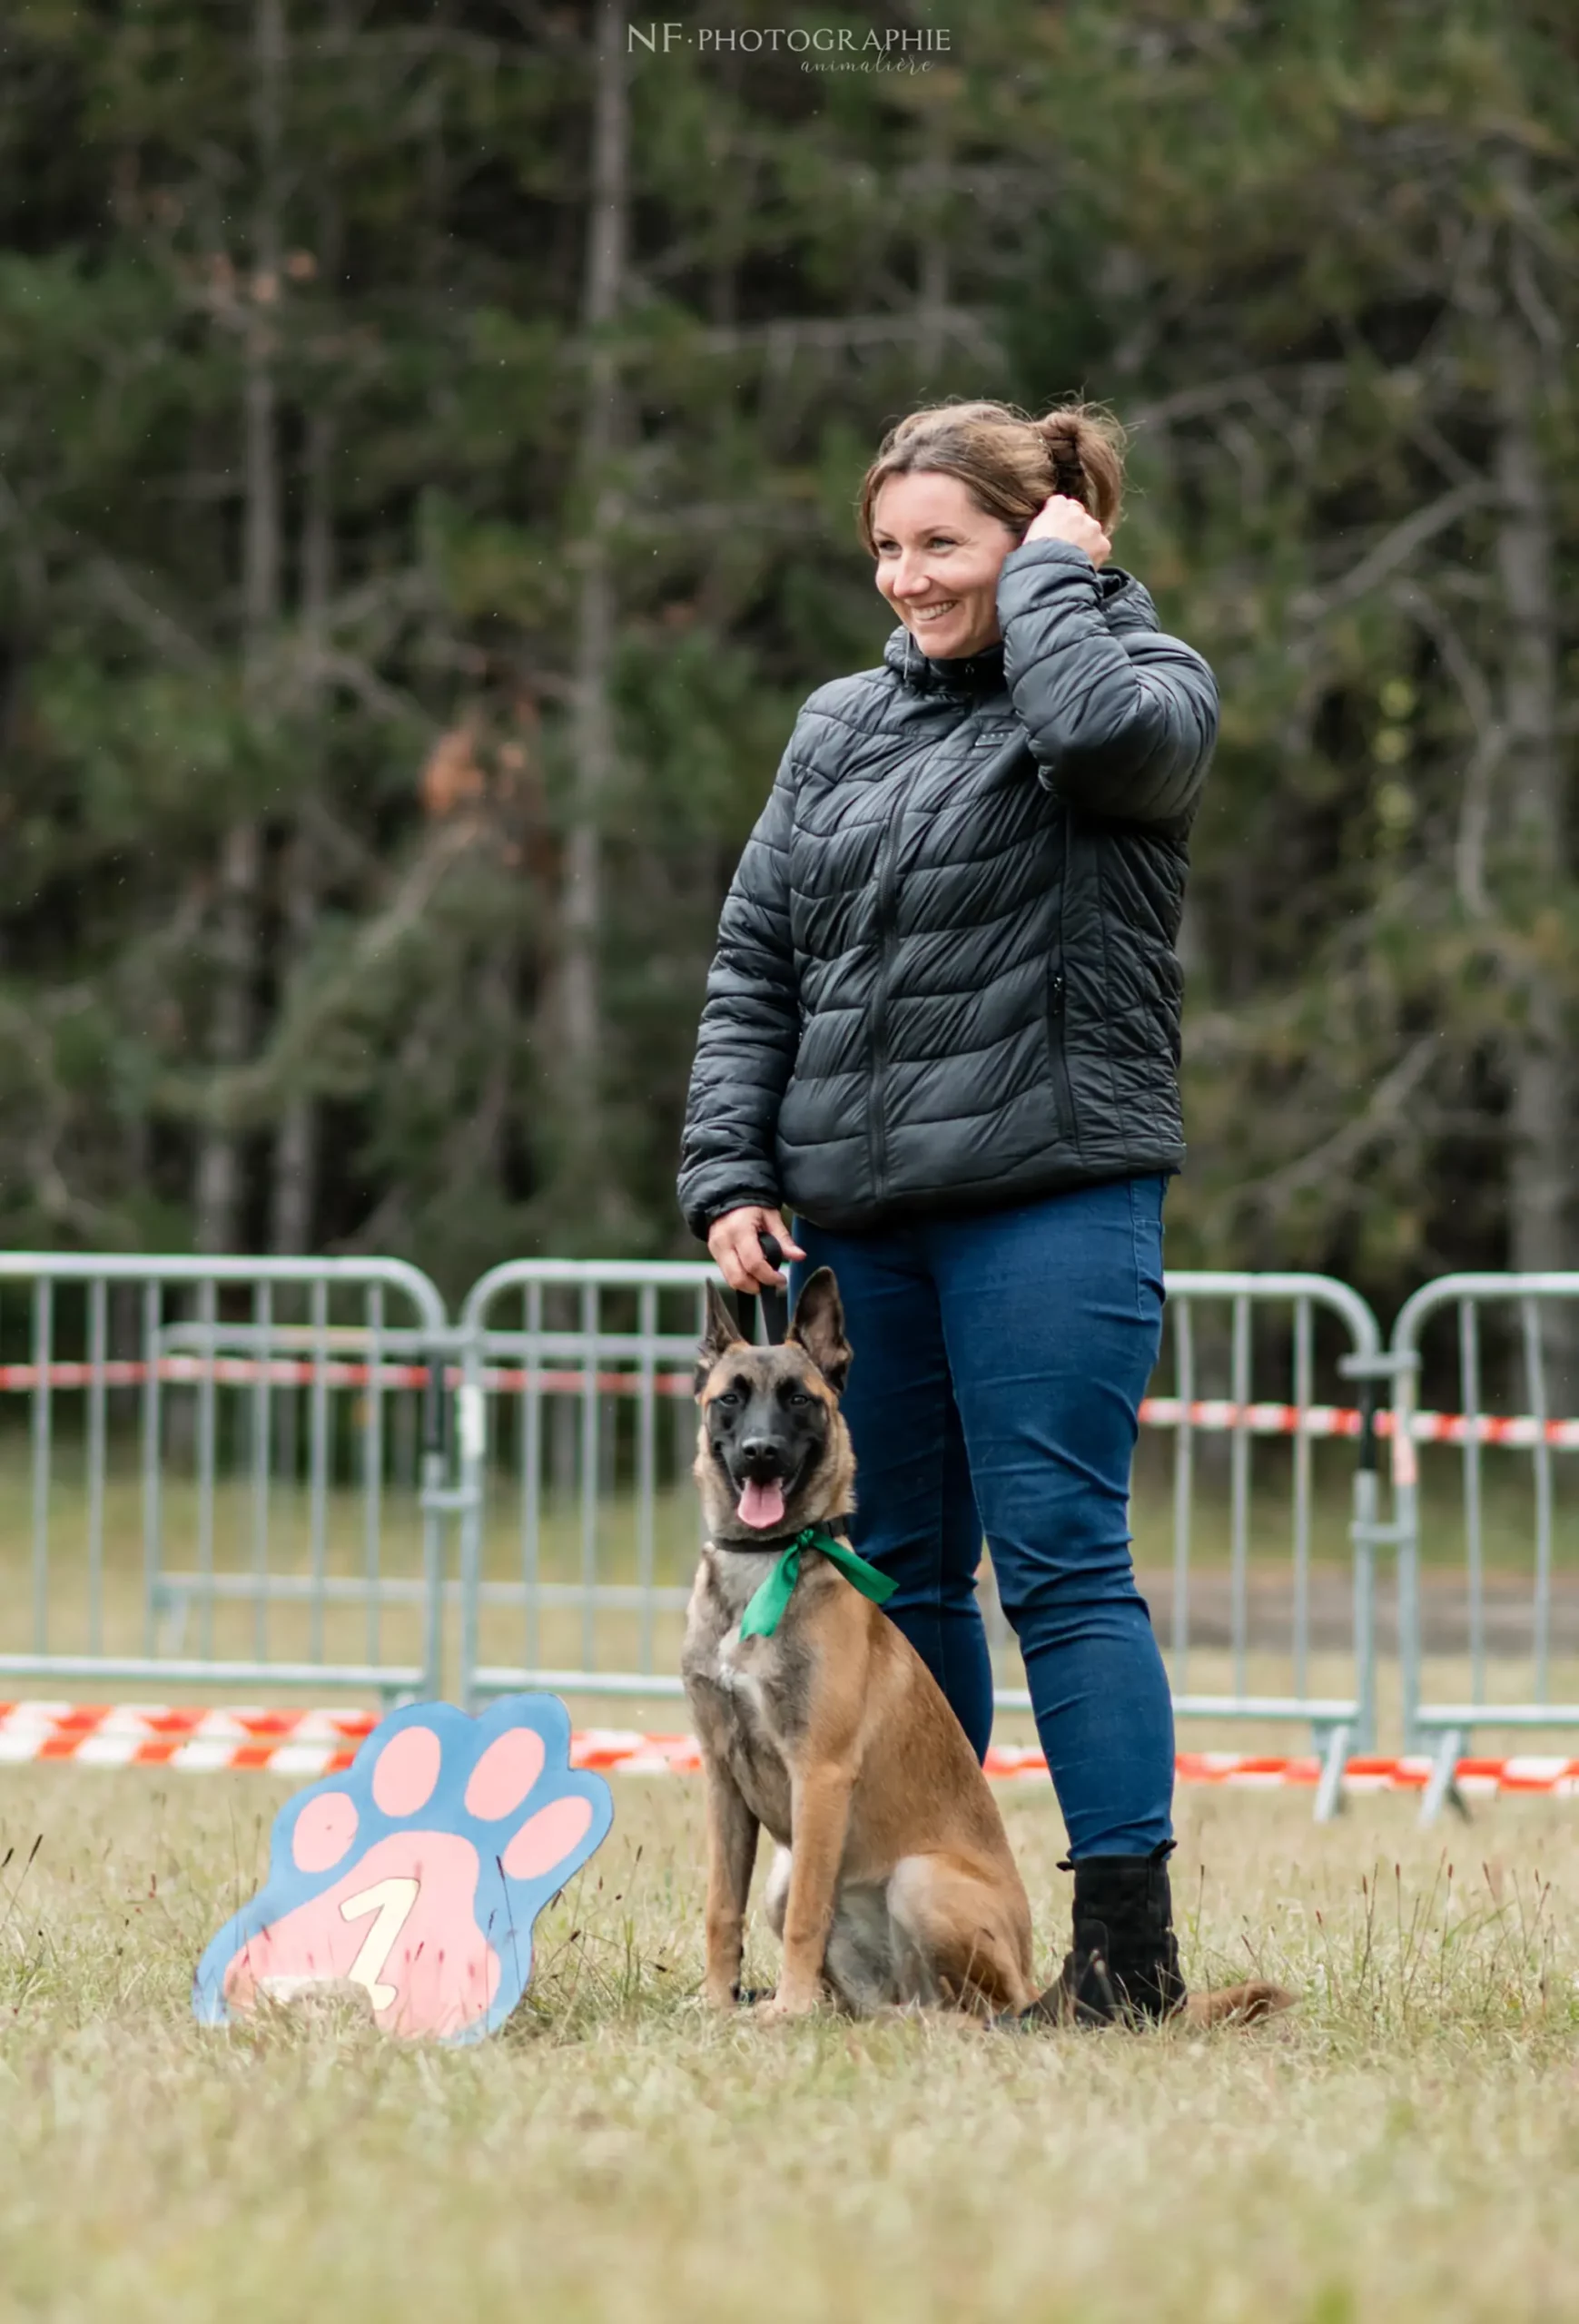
{"left": 731, "top": 1230, "right": 788, "bottom": 1348}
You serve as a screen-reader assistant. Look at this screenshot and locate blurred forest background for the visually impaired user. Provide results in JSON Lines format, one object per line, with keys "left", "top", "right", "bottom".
{"left": 0, "top": 0, "right": 1575, "bottom": 1305}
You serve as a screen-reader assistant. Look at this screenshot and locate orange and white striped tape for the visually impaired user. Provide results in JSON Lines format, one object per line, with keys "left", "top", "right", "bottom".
{"left": 1170, "top": 1751, "right": 1579, "bottom": 1798}
{"left": 2, "top": 1356, "right": 1574, "bottom": 1448}
{"left": 4, "top": 1704, "right": 1578, "bottom": 1797}
{"left": 0, "top": 1701, "right": 380, "bottom": 1777}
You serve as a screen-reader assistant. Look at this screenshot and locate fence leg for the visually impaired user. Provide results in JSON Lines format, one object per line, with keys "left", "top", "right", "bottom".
{"left": 1313, "top": 1723, "right": 1351, "bottom": 1824}
{"left": 1418, "top": 1728, "right": 1468, "bottom": 1827}
{"left": 418, "top": 1344, "right": 454, "bottom": 1703}
{"left": 162, "top": 1594, "right": 190, "bottom": 1658}
{"left": 455, "top": 1343, "right": 488, "bottom": 1711}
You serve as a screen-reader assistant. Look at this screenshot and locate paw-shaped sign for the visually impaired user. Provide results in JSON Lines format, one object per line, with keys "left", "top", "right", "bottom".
{"left": 193, "top": 1695, "right": 612, "bottom": 2045}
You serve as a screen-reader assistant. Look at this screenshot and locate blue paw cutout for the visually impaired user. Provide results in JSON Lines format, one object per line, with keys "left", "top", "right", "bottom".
{"left": 192, "top": 1694, "right": 613, "bottom": 2045}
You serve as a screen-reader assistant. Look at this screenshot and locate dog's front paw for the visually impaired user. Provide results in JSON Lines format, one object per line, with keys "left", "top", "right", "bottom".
{"left": 706, "top": 1981, "right": 777, "bottom": 2010}
{"left": 754, "top": 1988, "right": 819, "bottom": 2024}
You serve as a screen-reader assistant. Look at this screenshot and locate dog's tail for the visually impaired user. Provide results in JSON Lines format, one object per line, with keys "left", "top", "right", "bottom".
{"left": 1180, "top": 1979, "right": 1295, "bottom": 2028}
{"left": 1002, "top": 1975, "right": 1296, "bottom": 2032}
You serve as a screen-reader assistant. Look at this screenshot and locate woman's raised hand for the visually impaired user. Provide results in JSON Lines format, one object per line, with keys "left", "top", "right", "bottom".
{"left": 1022, "top": 494, "right": 1111, "bottom": 568}
{"left": 706, "top": 1205, "right": 806, "bottom": 1294}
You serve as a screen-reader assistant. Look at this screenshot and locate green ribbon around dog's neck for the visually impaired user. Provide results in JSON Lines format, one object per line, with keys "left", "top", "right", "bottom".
{"left": 736, "top": 1524, "right": 895, "bottom": 1640}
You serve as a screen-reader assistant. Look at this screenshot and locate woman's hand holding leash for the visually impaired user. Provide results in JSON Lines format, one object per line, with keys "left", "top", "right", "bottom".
{"left": 1021, "top": 493, "right": 1111, "bottom": 569}
{"left": 707, "top": 1204, "right": 806, "bottom": 1294}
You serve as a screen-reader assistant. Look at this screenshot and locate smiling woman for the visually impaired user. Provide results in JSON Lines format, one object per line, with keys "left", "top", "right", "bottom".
{"left": 676, "top": 394, "right": 1224, "bottom": 2028}
{"left": 863, "top": 400, "right": 1126, "bottom": 663}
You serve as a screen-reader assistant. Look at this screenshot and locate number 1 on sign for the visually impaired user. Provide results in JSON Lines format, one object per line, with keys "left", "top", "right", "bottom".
{"left": 340, "top": 1876, "right": 419, "bottom": 2010}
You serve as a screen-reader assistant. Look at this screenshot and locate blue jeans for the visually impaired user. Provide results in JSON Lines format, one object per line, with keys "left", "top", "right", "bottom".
{"left": 790, "top": 1177, "right": 1173, "bottom": 1859}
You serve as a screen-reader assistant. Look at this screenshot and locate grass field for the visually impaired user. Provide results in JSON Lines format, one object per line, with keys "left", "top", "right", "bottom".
{"left": 5, "top": 1768, "right": 1579, "bottom": 2323}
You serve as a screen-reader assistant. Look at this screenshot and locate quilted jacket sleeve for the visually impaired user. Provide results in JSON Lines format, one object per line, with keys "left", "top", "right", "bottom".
{"left": 997, "top": 538, "right": 1218, "bottom": 830}
{"left": 676, "top": 735, "right": 801, "bottom": 1242}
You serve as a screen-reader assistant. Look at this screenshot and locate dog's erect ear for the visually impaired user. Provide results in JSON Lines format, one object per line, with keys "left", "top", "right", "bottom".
{"left": 786, "top": 1267, "right": 852, "bottom": 1395}
{"left": 695, "top": 1282, "right": 750, "bottom": 1396}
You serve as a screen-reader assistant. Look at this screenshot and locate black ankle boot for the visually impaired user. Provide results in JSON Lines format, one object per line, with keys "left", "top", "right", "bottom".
{"left": 1051, "top": 1842, "right": 1187, "bottom": 2026}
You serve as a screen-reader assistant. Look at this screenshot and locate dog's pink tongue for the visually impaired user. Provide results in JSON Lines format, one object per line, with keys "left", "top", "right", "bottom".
{"left": 737, "top": 1478, "right": 785, "bottom": 1531}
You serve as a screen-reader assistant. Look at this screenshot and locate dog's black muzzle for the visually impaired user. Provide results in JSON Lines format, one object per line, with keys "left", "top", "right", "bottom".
{"left": 735, "top": 1434, "right": 791, "bottom": 1484}
{"left": 722, "top": 1448, "right": 813, "bottom": 1509}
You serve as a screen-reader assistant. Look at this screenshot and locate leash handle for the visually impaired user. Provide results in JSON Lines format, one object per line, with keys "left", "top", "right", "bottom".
{"left": 732, "top": 1230, "right": 789, "bottom": 1347}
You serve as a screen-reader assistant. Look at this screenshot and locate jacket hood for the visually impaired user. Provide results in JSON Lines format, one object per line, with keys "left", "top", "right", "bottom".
{"left": 882, "top": 625, "right": 1005, "bottom": 697}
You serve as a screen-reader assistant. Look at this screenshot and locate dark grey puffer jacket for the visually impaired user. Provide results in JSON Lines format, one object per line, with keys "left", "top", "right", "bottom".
{"left": 676, "top": 537, "right": 1218, "bottom": 1241}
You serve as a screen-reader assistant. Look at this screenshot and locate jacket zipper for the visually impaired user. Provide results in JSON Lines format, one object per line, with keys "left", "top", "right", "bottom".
{"left": 865, "top": 798, "right": 908, "bottom": 1206}
{"left": 1046, "top": 806, "right": 1075, "bottom": 1145}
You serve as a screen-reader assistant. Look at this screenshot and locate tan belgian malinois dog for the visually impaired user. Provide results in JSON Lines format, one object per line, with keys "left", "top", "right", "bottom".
{"left": 682, "top": 1267, "right": 1292, "bottom": 2026}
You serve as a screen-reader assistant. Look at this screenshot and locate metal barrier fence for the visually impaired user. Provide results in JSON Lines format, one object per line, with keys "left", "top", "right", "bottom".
{"left": 1390, "top": 1275, "right": 1579, "bottom": 1821}
{"left": 0, "top": 1254, "right": 453, "bottom": 1702}
{"left": 29, "top": 1246, "right": 1579, "bottom": 1832}
{"left": 450, "top": 1260, "right": 1385, "bottom": 1818}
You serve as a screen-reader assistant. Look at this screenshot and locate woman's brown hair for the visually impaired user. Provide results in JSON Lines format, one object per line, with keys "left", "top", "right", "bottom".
{"left": 855, "top": 398, "right": 1127, "bottom": 557}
